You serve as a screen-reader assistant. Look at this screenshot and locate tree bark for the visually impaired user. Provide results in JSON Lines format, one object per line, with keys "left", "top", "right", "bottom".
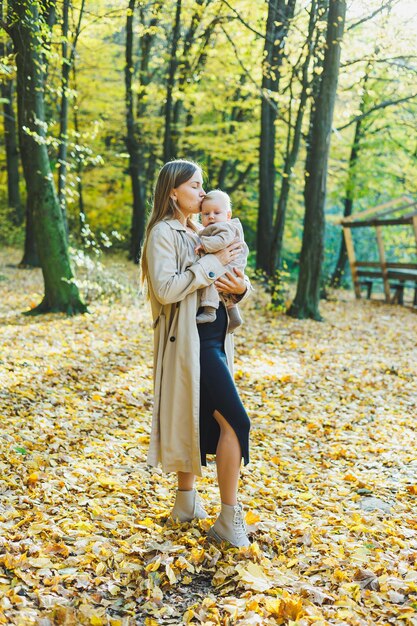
{"left": 256, "top": 0, "right": 296, "bottom": 274}
{"left": 16, "top": 0, "right": 56, "bottom": 268}
{"left": 9, "top": 0, "right": 86, "bottom": 314}
{"left": 57, "top": 0, "right": 70, "bottom": 232}
{"left": 170, "top": 0, "right": 213, "bottom": 157}
{"left": 163, "top": 0, "right": 182, "bottom": 161}
{"left": 57, "top": 0, "right": 85, "bottom": 233}
{"left": 1, "top": 38, "right": 23, "bottom": 223}
{"left": 214, "top": 76, "right": 250, "bottom": 191}
{"left": 125, "top": 0, "right": 159, "bottom": 263}
{"left": 288, "top": 0, "right": 346, "bottom": 320}
{"left": 126, "top": 0, "right": 143, "bottom": 262}
{"left": 330, "top": 116, "right": 362, "bottom": 287}
{"left": 20, "top": 206, "right": 40, "bottom": 267}
{"left": 71, "top": 62, "right": 86, "bottom": 241}
{"left": 171, "top": 2, "right": 200, "bottom": 156}
{"left": 270, "top": 0, "right": 318, "bottom": 278}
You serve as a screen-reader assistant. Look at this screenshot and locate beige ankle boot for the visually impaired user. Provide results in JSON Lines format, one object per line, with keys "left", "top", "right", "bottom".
{"left": 207, "top": 502, "right": 250, "bottom": 547}
{"left": 170, "top": 489, "right": 208, "bottom": 522}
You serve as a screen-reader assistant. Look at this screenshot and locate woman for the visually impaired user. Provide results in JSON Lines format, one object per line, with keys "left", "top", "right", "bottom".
{"left": 141, "top": 159, "right": 251, "bottom": 547}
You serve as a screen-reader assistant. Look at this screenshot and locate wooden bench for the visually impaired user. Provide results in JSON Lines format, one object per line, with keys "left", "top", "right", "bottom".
{"left": 355, "top": 265, "right": 417, "bottom": 305}
{"left": 359, "top": 279, "right": 373, "bottom": 299}
{"left": 387, "top": 269, "right": 417, "bottom": 305}
{"left": 340, "top": 197, "right": 417, "bottom": 307}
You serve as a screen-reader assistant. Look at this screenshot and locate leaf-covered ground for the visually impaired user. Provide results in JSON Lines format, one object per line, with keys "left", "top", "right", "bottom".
{"left": 1, "top": 249, "right": 417, "bottom": 626}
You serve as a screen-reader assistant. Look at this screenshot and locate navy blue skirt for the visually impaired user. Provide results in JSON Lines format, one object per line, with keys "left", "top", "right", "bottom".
{"left": 198, "top": 303, "right": 250, "bottom": 466}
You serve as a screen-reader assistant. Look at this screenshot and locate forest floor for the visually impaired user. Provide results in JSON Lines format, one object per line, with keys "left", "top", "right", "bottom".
{"left": 1, "top": 248, "right": 417, "bottom": 626}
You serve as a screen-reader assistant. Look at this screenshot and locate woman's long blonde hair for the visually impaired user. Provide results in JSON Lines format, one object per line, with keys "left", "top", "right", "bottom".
{"left": 140, "top": 159, "right": 201, "bottom": 292}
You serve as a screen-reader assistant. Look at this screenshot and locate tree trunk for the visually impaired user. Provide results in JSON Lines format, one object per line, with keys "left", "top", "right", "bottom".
{"left": 57, "top": 0, "right": 85, "bottom": 234}
{"left": 270, "top": 0, "right": 318, "bottom": 277}
{"left": 1, "top": 39, "right": 23, "bottom": 223}
{"left": 17, "top": 0, "right": 56, "bottom": 268}
{"left": 57, "top": 0, "right": 70, "bottom": 232}
{"left": 125, "top": 0, "right": 146, "bottom": 262}
{"left": 170, "top": 5, "right": 198, "bottom": 157}
{"left": 170, "top": 0, "right": 211, "bottom": 157}
{"left": 18, "top": 203, "right": 40, "bottom": 267}
{"left": 288, "top": 0, "right": 346, "bottom": 320}
{"left": 175, "top": 6, "right": 221, "bottom": 159}
{"left": 256, "top": 0, "right": 296, "bottom": 275}
{"left": 330, "top": 66, "right": 374, "bottom": 287}
{"left": 125, "top": 0, "right": 150, "bottom": 263}
{"left": 71, "top": 63, "right": 86, "bottom": 239}
{"left": 330, "top": 117, "right": 362, "bottom": 287}
{"left": 214, "top": 77, "right": 249, "bottom": 190}
{"left": 9, "top": 0, "right": 86, "bottom": 314}
{"left": 163, "top": 0, "right": 182, "bottom": 161}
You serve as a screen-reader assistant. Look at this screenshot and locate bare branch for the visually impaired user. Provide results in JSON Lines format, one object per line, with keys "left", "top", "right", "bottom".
{"left": 337, "top": 92, "right": 417, "bottom": 132}
{"left": 220, "top": 0, "right": 266, "bottom": 39}
{"left": 346, "top": 0, "right": 400, "bottom": 31}
{"left": 69, "top": 0, "right": 86, "bottom": 65}
{"left": 341, "top": 55, "right": 417, "bottom": 69}
{"left": 220, "top": 24, "right": 280, "bottom": 113}
{"left": 226, "top": 163, "right": 254, "bottom": 194}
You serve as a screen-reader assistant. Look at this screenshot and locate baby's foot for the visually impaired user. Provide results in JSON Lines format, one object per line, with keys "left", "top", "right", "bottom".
{"left": 227, "top": 306, "right": 242, "bottom": 333}
{"left": 196, "top": 308, "right": 217, "bottom": 324}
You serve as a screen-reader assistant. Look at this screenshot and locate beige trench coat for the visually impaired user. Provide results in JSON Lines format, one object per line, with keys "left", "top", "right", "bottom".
{"left": 145, "top": 218, "right": 248, "bottom": 476}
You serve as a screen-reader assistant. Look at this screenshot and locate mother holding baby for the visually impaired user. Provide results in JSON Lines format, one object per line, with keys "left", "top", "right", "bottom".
{"left": 140, "top": 159, "right": 251, "bottom": 547}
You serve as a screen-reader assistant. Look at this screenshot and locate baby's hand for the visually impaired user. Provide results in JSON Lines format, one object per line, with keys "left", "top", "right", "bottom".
{"left": 194, "top": 244, "right": 204, "bottom": 254}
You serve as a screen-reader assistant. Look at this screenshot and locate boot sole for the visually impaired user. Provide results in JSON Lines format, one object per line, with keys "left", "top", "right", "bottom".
{"left": 167, "top": 508, "right": 209, "bottom": 524}
{"left": 207, "top": 527, "right": 225, "bottom": 543}
{"left": 207, "top": 526, "right": 251, "bottom": 547}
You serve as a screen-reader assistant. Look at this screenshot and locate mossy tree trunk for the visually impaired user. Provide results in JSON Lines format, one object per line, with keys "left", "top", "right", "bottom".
{"left": 9, "top": 0, "right": 86, "bottom": 314}
{"left": 288, "top": 0, "right": 346, "bottom": 320}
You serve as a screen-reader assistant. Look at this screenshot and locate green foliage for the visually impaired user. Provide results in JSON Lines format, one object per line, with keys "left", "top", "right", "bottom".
{"left": 268, "top": 265, "right": 292, "bottom": 313}
{"left": 69, "top": 247, "right": 129, "bottom": 303}
{"left": 0, "top": 200, "right": 24, "bottom": 247}
{"left": 68, "top": 219, "right": 130, "bottom": 303}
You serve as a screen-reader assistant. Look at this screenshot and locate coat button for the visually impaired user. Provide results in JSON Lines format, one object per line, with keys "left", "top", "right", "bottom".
{"left": 170, "top": 336, "right": 175, "bottom": 342}
{"left": 209, "top": 271, "right": 215, "bottom": 278}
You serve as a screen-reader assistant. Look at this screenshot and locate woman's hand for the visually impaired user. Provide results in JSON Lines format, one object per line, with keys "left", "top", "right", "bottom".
{"left": 214, "top": 267, "right": 246, "bottom": 296}
{"left": 213, "top": 239, "right": 242, "bottom": 266}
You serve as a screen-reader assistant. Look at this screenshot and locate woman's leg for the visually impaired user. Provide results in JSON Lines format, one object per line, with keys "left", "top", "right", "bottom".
{"left": 208, "top": 409, "right": 249, "bottom": 547}
{"left": 213, "top": 410, "right": 242, "bottom": 506}
{"left": 177, "top": 472, "right": 195, "bottom": 490}
{"left": 171, "top": 472, "right": 207, "bottom": 522}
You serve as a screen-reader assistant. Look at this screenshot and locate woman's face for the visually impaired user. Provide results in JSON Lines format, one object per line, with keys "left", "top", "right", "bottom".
{"left": 171, "top": 169, "right": 205, "bottom": 216}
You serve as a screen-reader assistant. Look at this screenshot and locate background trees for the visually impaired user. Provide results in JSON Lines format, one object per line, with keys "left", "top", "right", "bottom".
{"left": 0, "top": 0, "right": 416, "bottom": 317}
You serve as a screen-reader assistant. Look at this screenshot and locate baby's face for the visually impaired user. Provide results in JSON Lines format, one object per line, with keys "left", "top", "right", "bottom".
{"left": 200, "top": 199, "right": 231, "bottom": 227}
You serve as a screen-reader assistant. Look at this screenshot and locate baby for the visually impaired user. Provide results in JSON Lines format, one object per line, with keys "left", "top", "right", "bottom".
{"left": 196, "top": 190, "right": 249, "bottom": 333}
